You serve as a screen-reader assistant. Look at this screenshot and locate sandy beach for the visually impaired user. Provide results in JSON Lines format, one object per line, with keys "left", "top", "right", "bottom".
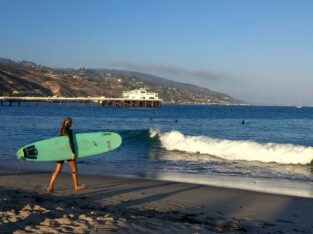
{"left": 0, "top": 167, "right": 312, "bottom": 233}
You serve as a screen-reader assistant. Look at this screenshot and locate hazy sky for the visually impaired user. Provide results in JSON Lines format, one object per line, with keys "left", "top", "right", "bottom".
{"left": 1, "top": 0, "right": 313, "bottom": 105}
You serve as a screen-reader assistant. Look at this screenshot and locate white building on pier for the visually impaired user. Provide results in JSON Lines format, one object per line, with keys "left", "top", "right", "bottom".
{"left": 122, "top": 88, "right": 160, "bottom": 100}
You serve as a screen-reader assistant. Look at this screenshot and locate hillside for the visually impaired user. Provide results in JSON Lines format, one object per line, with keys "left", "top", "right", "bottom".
{"left": 0, "top": 58, "right": 245, "bottom": 105}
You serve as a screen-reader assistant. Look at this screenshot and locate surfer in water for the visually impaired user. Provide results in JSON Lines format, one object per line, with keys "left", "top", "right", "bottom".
{"left": 47, "top": 117, "right": 85, "bottom": 192}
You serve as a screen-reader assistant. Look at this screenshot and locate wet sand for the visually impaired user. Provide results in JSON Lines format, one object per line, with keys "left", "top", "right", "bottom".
{"left": 0, "top": 167, "right": 313, "bottom": 233}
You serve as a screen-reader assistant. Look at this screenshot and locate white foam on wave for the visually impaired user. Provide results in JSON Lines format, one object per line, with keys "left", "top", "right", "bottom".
{"left": 150, "top": 129, "right": 313, "bottom": 165}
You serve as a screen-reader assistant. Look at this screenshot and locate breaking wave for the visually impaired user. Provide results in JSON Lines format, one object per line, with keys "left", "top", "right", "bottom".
{"left": 150, "top": 129, "right": 313, "bottom": 165}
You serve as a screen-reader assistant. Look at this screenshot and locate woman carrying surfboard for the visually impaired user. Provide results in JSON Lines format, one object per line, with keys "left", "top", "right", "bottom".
{"left": 47, "top": 117, "right": 85, "bottom": 192}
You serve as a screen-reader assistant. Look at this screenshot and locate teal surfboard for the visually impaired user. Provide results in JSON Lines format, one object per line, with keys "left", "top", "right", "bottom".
{"left": 16, "top": 132, "right": 122, "bottom": 162}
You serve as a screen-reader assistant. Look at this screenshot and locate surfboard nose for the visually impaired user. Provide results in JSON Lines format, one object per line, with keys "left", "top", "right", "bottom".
{"left": 111, "top": 132, "right": 122, "bottom": 148}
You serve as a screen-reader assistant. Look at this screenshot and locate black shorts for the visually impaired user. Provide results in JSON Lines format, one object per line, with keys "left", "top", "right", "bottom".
{"left": 57, "top": 159, "right": 75, "bottom": 163}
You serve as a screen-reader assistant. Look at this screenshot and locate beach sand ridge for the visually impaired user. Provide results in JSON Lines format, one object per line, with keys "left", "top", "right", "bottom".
{"left": 1, "top": 168, "right": 313, "bottom": 233}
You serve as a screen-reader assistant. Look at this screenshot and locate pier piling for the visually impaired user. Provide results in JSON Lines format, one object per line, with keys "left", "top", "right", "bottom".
{"left": 0, "top": 97, "right": 162, "bottom": 108}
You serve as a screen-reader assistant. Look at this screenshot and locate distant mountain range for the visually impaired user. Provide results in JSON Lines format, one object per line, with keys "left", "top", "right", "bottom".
{"left": 0, "top": 58, "right": 246, "bottom": 105}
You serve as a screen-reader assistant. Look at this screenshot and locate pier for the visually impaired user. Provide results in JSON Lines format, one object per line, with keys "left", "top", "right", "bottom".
{"left": 0, "top": 96, "right": 162, "bottom": 108}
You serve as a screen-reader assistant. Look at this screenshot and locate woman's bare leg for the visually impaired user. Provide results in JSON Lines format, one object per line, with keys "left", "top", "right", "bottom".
{"left": 68, "top": 160, "right": 85, "bottom": 190}
{"left": 48, "top": 162, "right": 63, "bottom": 192}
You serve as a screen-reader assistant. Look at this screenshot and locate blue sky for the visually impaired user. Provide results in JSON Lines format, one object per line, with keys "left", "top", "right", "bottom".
{"left": 1, "top": 0, "right": 313, "bottom": 105}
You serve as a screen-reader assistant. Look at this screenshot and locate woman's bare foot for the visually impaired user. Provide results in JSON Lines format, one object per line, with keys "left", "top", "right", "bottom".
{"left": 74, "top": 184, "right": 85, "bottom": 191}
{"left": 47, "top": 187, "right": 54, "bottom": 192}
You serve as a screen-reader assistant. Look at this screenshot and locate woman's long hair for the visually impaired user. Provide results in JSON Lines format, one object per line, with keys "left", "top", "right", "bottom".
{"left": 59, "top": 117, "right": 72, "bottom": 136}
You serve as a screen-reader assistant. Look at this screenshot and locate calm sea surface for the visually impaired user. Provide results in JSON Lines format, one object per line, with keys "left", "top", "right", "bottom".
{"left": 1, "top": 104, "right": 313, "bottom": 196}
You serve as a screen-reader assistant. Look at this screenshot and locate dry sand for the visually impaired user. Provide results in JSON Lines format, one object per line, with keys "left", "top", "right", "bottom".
{"left": 0, "top": 167, "right": 313, "bottom": 233}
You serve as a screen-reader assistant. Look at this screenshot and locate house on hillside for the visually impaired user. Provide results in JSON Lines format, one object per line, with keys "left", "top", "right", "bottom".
{"left": 122, "top": 88, "right": 160, "bottom": 100}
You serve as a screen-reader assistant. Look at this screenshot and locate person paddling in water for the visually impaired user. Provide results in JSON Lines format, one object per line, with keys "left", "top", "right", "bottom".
{"left": 47, "top": 117, "right": 85, "bottom": 192}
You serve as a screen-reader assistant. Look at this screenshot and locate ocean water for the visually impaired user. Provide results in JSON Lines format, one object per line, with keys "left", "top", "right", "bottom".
{"left": 1, "top": 103, "right": 313, "bottom": 197}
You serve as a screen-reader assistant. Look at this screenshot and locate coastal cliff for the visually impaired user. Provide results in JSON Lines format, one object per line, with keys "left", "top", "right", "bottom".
{"left": 0, "top": 58, "right": 245, "bottom": 105}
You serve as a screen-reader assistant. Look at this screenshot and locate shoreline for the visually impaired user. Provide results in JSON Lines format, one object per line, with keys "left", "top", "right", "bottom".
{"left": 2, "top": 160, "right": 313, "bottom": 199}
{"left": 1, "top": 167, "right": 313, "bottom": 233}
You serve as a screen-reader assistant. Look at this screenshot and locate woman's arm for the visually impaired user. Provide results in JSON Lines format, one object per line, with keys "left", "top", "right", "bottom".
{"left": 67, "top": 129, "right": 76, "bottom": 158}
